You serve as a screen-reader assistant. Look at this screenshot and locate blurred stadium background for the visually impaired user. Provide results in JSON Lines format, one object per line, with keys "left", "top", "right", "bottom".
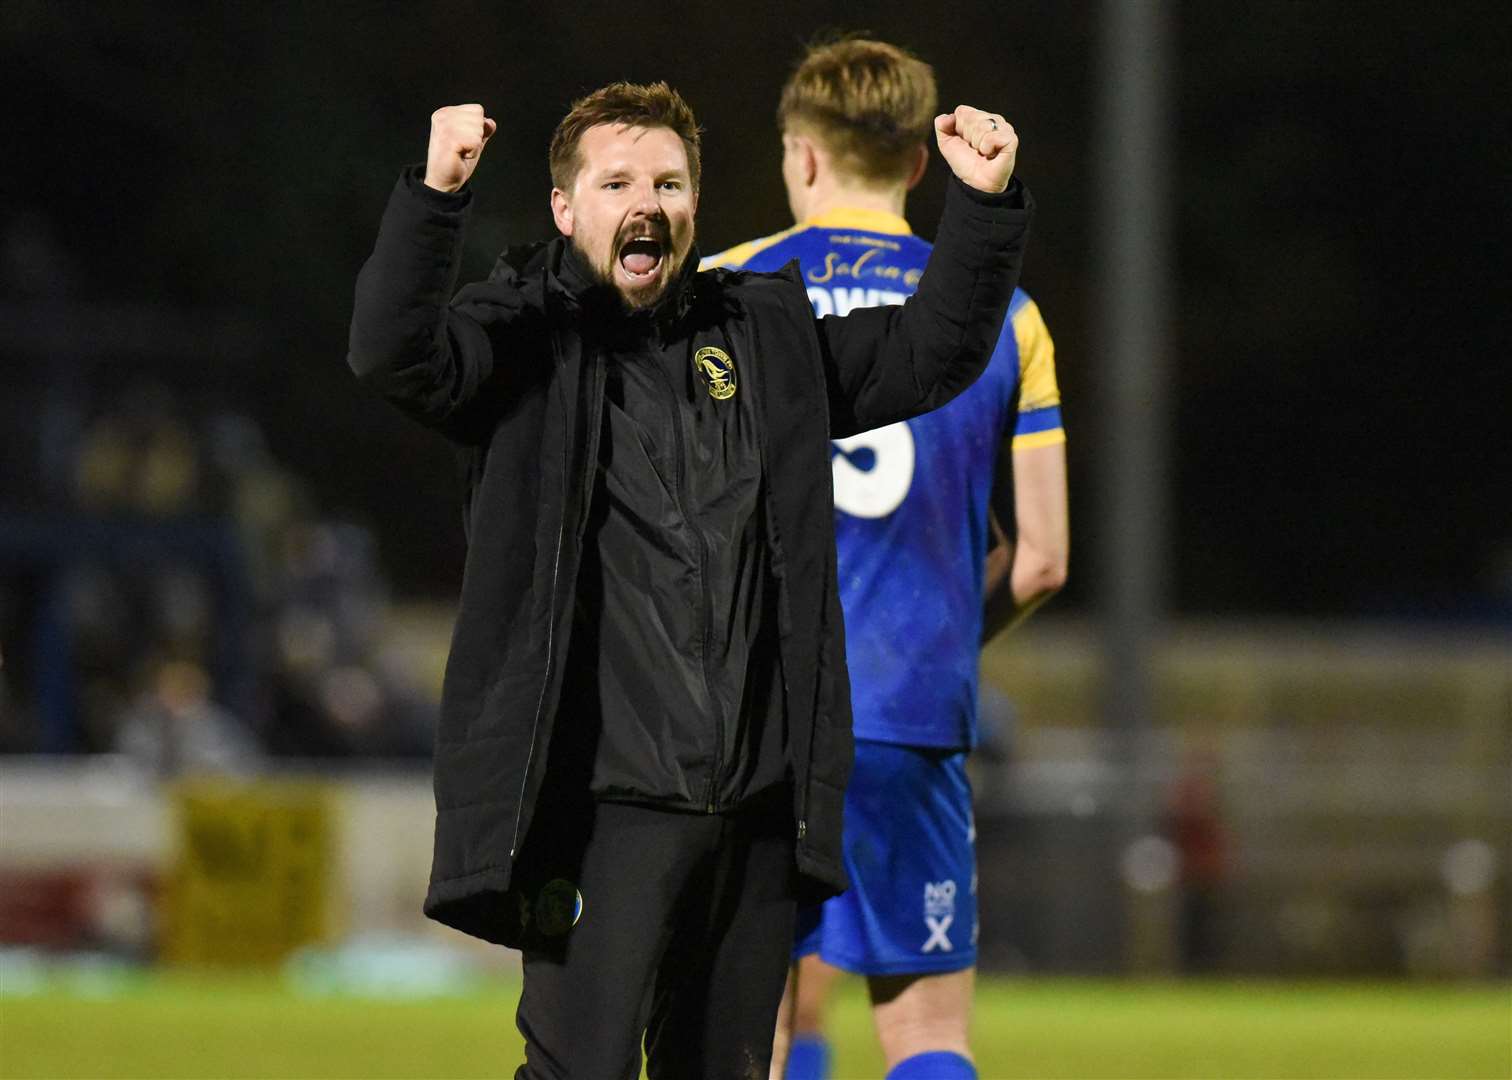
{"left": 2, "top": 3, "right": 1508, "bottom": 1078}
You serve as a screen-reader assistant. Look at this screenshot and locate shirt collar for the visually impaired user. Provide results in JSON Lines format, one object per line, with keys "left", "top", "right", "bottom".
{"left": 802, "top": 207, "right": 913, "bottom": 236}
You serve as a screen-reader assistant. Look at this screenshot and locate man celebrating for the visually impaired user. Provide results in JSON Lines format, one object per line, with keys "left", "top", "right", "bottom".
{"left": 348, "top": 80, "right": 1031, "bottom": 1078}
{"left": 704, "top": 40, "right": 1068, "bottom": 1080}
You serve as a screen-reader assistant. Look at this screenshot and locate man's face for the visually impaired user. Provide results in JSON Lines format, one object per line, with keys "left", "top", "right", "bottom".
{"left": 551, "top": 124, "right": 698, "bottom": 310}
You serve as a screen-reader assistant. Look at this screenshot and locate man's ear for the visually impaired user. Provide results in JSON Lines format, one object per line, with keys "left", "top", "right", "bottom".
{"left": 799, "top": 136, "right": 820, "bottom": 188}
{"left": 904, "top": 143, "right": 929, "bottom": 191}
{"left": 550, "top": 188, "right": 573, "bottom": 236}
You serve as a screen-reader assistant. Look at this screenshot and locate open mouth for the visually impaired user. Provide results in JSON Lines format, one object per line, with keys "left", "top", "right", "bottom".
{"left": 618, "top": 236, "right": 664, "bottom": 280}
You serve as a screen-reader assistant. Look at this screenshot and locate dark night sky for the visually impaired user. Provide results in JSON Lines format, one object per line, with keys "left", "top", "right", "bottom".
{"left": 3, "top": 1, "right": 1509, "bottom": 619}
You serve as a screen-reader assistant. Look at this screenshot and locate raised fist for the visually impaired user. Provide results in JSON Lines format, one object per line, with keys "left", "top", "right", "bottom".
{"left": 424, "top": 104, "right": 497, "bottom": 193}
{"left": 934, "top": 105, "right": 1017, "bottom": 194}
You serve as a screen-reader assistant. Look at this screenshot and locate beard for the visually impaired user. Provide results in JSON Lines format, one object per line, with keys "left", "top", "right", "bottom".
{"left": 574, "top": 215, "right": 694, "bottom": 311}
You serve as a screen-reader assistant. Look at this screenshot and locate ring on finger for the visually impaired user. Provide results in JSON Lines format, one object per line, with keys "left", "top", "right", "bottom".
{"left": 988, "top": 117, "right": 999, "bottom": 131}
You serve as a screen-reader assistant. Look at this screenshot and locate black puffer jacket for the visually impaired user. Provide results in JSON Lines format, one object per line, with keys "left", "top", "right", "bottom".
{"left": 347, "top": 166, "right": 1033, "bottom": 946}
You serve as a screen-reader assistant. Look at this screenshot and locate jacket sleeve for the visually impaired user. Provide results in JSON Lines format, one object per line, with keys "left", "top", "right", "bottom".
{"left": 816, "top": 174, "right": 1034, "bottom": 438}
{"left": 346, "top": 167, "right": 521, "bottom": 441}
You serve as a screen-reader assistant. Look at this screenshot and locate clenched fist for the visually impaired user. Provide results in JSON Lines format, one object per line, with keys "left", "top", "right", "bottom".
{"left": 934, "top": 105, "right": 1017, "bottom": 194}
{"left": 424, "top": 104, "right": 498, "bottom": 193}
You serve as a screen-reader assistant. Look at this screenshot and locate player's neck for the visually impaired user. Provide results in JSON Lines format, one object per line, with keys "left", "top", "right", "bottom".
{"left": 798, "top": 181, "right": 909, "bottom": 224}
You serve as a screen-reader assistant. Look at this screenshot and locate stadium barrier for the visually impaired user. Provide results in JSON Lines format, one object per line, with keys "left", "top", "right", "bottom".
{"left": 1, "top": 617, "right": 1506, "bottom": 977}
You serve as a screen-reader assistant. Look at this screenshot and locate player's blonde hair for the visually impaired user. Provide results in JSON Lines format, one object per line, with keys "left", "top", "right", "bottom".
{"left": 550, "top": 81, "right": 703, "bottom": 192}
{"left": 778, "top": 36, "right": 938, "bottom": 185}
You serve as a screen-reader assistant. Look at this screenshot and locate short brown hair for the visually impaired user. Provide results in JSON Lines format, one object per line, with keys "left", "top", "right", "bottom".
{"left": 549, "top": 81, "right": 703, "bottom": 192}
{"left": 778, "top": 37, "right": 938, "bottom": 185}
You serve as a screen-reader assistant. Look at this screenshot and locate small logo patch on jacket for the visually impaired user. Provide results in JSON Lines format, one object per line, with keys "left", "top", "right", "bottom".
{"left": 694, "top": 346, "right": 737, "bottom": 400}
{"left": 535, "top": 879, "right": 584, "bottom": 937}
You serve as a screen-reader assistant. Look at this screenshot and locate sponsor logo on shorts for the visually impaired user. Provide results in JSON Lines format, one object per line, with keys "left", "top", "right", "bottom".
{"left": 922, "top": 879, "right": 956, "bottom": 953}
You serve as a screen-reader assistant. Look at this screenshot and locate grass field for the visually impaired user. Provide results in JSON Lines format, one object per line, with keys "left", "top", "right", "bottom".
{"left": 1, "top": 971, "right": 1508, "bottom": 1079}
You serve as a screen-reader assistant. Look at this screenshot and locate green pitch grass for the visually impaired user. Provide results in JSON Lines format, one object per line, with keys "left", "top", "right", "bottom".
{"left": 2, "top": 972, "right": 1508, "bottom": 1079}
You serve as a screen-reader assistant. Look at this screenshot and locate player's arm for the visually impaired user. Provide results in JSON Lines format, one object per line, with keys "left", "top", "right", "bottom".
{"left": 983, "top": 297, "right": 1068, "bottom": 640}
{"left": 815, "top": 107, "right": 1033, "bottom": 437}
{"left": 983, "top": 506, "right": 1014, "bottom": 617}
{"left": 347, "top": 105, "right": 509, "bottom": 439}
{"left": 982, "top": 439, "right": 1068, "bottom": 641}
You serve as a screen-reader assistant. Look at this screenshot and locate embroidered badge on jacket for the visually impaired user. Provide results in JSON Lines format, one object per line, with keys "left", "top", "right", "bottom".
{"left": 693, "top": 346, "right": 737, "bottom": 400}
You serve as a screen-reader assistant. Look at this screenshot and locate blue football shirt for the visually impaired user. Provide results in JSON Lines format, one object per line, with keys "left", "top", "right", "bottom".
{"left": 704, "top": 208, "right": 1062, "bottom": 749}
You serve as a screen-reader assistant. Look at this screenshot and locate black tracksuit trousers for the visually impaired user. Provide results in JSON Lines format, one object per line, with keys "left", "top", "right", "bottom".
{"left": 514, "top": 787, "right": 798, "bottom": 1079}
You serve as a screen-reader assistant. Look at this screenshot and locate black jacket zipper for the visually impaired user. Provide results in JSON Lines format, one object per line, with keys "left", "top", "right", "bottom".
{"left": 648, "top": 346, "right": 725, "bottom": 813}
{"left": 509, "top": 341, "right": 573, "bottom": 860}
{"left": 737, "top": 317, "right": 807, "bottom": 844}
{"left": 509, "top": 325, "right": 607, "bottom": 860}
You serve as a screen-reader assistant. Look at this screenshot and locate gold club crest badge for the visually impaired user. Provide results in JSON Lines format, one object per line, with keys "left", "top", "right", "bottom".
{"left": 693, "top": 346, "right": 737, "bottom": 400}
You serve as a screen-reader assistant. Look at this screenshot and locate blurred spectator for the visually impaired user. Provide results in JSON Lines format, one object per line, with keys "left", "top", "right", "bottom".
{"left": 1164, "top": 748, "right": 1231, "bottom": 973}
{"left": 260, "top": 524, "right": 431, "bottom": 759}
{"left": 73, "top": 384, "right": 204, "bottom": 518}
{"left": 204, "top": 410, "right": 311, "bottom": 602}
{"left": 114, "top": 660, "right": 261, "bottom": 777}
{"left": 3, "top": 382, "right": 435, "bottom": 761}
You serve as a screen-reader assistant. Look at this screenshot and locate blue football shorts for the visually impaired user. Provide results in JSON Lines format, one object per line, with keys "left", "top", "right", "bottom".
{"left": 794, "top": 739, "right": 977, "bottom": 974}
